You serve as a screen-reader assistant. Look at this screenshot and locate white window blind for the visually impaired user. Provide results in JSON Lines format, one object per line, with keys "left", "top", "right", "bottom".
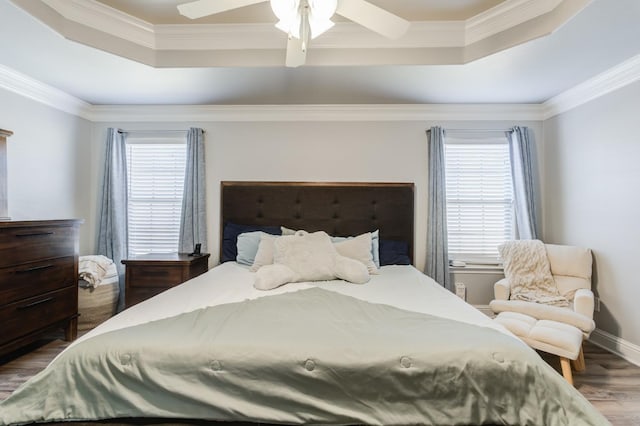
{"left": 445, "top": 137, "right": 513, "bottom": 262}
{"left": 126, "top": 139, "right": 186, "bottom": 257}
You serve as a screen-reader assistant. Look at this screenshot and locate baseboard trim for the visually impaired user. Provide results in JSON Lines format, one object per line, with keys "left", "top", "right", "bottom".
{"left": 588, "top": 328, "right": 640, "bottom": 367}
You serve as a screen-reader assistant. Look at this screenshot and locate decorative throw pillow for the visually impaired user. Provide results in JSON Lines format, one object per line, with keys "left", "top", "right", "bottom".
{"left": 281, "top": 227, "right": 380, "bottom": 269}
{"left": 379, "top": 239, "right": 411, "bottom": 266}
{"left": 222, "top": 222, "right": 281, "bottom": 262}
{"left": 332, "top": 233, "right": 378, "bottom": 274}
{"left": 499, "top": 240, "right": 569, "bottom": 307}
{"left": 254, "top": 231, "right": 370, "bottom": 290}
{"left": 254, "top": 264, "right": 297, "bottom": 291}
{"left": 236, "top": 231, "right": 267, "bottom": 266}
{"left": 250, "top": 233, "right": 278, "bottom": 272}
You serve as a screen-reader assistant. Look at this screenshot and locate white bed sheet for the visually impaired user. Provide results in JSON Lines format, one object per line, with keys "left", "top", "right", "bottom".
{"left": 72, "top": 262, "right": 515, "bottom": 349}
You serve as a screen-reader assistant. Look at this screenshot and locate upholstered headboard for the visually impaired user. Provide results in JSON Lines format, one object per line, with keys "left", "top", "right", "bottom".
{"left": 220, "top": 181, "right": 415, "bottom": 264}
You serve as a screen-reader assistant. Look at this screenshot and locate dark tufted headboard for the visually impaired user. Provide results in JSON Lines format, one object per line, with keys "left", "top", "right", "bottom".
{"left": 220, "top": 181, "right": 415, "bottom": 264}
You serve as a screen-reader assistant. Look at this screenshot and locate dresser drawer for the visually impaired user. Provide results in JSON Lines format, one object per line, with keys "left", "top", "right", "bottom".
{"left": 0, "top": 225, "right": 77, "bottom": 268}
{"left": 0, "top": 286, "right": 76, "bottom": 343}
{"left": 128, "top": 265, "right": 184, "bottom": 287}
{"left": 0, "top": 256, "right": 76, "bottom": 305}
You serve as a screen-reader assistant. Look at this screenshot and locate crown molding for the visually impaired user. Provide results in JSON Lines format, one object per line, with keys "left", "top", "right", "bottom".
{"left": 466, "top": 0, "right": 562, "bottom": 44}
{"left": 3, "top": 51, "right": 640, "bottom": 123}
{"left": 87, "top": 104, "right": 544, "bottom": 122}
{"left": 41, "top": 0, "right": 155, "bottom": 48}
{"left": 17, "top": 0, "right": 587, "bottom": 66}
{"left": 0, "top": 62, "right": 542, "bottom": 122}
{"left": 154, "top": 21, "right": 466, "bottom": 50}
{"left": 543, "top": 54, "right": 640, "bottom": 119}
{"left": 0, "top": 65, "right": 92, "bottom": 120}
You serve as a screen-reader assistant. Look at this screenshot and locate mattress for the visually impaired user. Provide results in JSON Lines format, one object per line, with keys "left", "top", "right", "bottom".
{"left": 0, "top": 263, "right": 608, "bottom": 425}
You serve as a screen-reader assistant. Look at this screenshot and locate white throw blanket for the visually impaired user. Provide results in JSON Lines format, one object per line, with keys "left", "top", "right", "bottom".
{"left": 499, "top": 240, "right": 569, "bottom": 307}
{"left": 79, "top": 255, "right": 115, "bottom": 289}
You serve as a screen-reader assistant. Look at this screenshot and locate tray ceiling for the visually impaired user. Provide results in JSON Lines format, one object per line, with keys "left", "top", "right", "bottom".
{"left": 2, "top": 0, "right": 639, "bottom": 106}
{"left": 13, "top": 0, "right": 590, "bottom": 67}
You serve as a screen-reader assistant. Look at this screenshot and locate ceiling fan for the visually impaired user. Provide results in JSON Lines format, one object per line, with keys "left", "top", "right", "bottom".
{"left": 177, "top": 0, "right": 410, "bottom": 67}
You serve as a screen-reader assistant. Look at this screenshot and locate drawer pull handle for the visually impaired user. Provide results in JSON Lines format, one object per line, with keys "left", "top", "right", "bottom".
{"left": 15, "top": 231, "right": 54, "bottom": 237}
{"left": 17, "top": 297, "right": 54, "bottom": 310}
{"left": 146, "top": 271, "right": 169, "bottom": 276}
{"left": 17, "top": 264, "right": 54, "bottom": 273}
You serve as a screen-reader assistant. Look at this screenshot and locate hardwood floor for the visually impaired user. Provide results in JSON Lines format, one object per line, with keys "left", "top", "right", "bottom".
{"left": 1, "top": 336, "right": 639, "bottom": 425}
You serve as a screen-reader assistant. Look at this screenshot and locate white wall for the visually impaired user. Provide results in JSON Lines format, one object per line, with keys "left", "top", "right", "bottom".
{"left": 0, "top": 82, "right": 544, "bottom": 306}
{"left": 91, "top": 119, "right": 542, "bottom": 304}
{"left": 0, "top": 88, "right": 93, "bottom": 252}
{"left": 543, "top": 80, "right": 640, "bottom": 347}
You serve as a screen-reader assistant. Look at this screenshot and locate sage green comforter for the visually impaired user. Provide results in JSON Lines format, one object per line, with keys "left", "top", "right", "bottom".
{"left": 0, "top": 287, "right": 607, "bottom": 425}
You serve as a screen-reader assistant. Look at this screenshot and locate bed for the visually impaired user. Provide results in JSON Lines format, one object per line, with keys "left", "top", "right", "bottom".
{"left": 0, "top": 182, "right": 608, "bottom": 426}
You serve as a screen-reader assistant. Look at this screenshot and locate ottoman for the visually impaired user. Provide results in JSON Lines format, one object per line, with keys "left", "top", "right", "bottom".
{"left": 494, "top": 311, "right": 585, "bottom": 385}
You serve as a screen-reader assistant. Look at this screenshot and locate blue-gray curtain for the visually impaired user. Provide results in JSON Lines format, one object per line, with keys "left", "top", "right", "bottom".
{"left": 506, "top": 126, "right": 538, "bottom": 240}
{"left": 426, "top": 126, "right": 452, "bottom": 290}
{"left": 97, "top": 128, "right": 128, "bottom": 311}
{"left": 179, "top": 127, "right": 207, "bottom": 253}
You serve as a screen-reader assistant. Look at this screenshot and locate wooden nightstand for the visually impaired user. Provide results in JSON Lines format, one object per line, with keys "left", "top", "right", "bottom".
{"left": 122, "top": 253, "right": 210, "bottom": 308}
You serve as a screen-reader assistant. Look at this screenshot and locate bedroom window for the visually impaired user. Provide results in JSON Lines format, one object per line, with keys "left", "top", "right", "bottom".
{"left": 125, "top": 138, "right": 186, "bottom": 257}
{"left": 444, "top": 136, "right": 513, "bottom": 263}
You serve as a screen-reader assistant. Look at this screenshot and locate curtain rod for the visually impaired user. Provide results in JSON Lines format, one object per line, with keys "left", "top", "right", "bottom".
{"left": 118, "top": 129, "right": 197, "bottom": 135}
{"left": 427, "top": 128, "right": 513, "bottom": 133}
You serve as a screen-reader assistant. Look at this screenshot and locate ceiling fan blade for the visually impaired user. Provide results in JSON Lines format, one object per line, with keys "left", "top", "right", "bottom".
{"left": 335, "top": 0, "right": 409, "bottom": 39}
{"left": 285, "top": 37, "right": 307, "bottom": 68}
{"left": 177, "top": 0, "right": 267, "bottom": 19}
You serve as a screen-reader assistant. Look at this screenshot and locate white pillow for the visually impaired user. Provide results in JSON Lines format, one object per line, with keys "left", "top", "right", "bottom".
{"left": 236, "top": 231, "right": 266, "bottom": 266}
{"left": 254, "top": 264, "right": 297, "bottom": 291}
{"left": 280, "top": 227, "right": 380, "bottom": 271}
{"left": 254, "top": 231, "right": 369, "bottom": 290}
{"left": 274, "top": 231, "right": 337, "bottom": 281}
{"left": 333, "top": 233, "right": 378, "bottom": 274}
{"left": 250, "top": 233, "right": 278, "bottom": 272}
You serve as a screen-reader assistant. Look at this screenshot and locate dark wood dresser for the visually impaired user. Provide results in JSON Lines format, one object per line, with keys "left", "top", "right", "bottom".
{"left": 0, "top": 219, "right": 82, "bottom": 356}
{"left": 122, "top": 253, "right": 210, "bottom": 308}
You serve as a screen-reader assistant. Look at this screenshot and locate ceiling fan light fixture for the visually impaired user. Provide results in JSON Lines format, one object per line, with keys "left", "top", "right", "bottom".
{"left": 307, "top": 0, "right": 337, "bottom": 38}
{"left": 271, "top": 0, "right": 299, "bottom": 35}
{"left": 271, "top": 0, "right": 336, "bottom": 40}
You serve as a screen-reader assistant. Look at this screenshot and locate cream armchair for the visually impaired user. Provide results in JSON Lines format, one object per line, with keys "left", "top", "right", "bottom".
{"left": 490, "top": 243, "right": 596, "bottom": 338}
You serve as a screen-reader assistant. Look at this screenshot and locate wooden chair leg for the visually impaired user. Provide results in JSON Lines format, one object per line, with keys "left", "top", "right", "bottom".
{"left": 560, "top": 357, "right": 573, "bottom": 386}
{"left": 572, "top": 344, "right": 586, "bottom": 372}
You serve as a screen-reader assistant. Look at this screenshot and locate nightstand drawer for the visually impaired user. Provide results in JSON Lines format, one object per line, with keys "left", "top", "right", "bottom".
{"left": 128, "top": 265, "right": 184, "bottom": 287}
{"left": 127, "top": 286, "right": 171, "bottom": 307}
{"left": 0, "top": 225, "right": 77, "bottom": 268}
{"left": 122, "top": 253, "right": 209, "bottom": 309}
{"left": 0, "top": 256, "right": 76, "bottom": 305}
{"left": 1, "top": 286, "right": 76, "bottom": 343}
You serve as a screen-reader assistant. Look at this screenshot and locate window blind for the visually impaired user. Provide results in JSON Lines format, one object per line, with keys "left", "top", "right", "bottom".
{"left": 444, "top": 138, "right": 513, "bottom": 262}
{"left": 126, "top": 140, "right": 186, "bottom": 257}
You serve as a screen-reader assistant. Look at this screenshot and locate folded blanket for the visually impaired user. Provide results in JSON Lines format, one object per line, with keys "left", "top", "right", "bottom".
{"left": 499, "top": 240, "right": 569, "bottom": 307}
{"left": 79, "top": 255, "right": 115, "bottom": 289}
